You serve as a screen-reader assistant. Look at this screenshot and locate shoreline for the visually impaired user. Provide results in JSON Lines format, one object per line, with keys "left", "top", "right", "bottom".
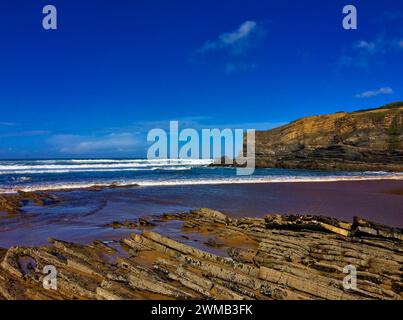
{"left": 1, "top": 175, "right": 403, "bottom": 194}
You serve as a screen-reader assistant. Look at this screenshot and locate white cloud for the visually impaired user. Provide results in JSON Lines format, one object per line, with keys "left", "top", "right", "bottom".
{"left": 0, "top": 122, "right": 18, "bottom": 126}
{"left": 199, "top": 20, "right": 264, "bottom": 55}
{"left": 339, "top": 36, "right": 401, "bottom": 69}
{"left": 355, "top": 87, "right": 394, "bottom": 98}
{"left": 48, "top": 133, "right": 139, "bottom": 154}
{"left": 220, "top": 21, "right": 257, "bottom": 45}
{"left": 44, "top": 116, "right": 286, "bottom": 157}
{"left": 356, "top": 40, "right": 376, "bottom": 52}
{"left": 46, "top": 116, "right": 213, "bottom": 155}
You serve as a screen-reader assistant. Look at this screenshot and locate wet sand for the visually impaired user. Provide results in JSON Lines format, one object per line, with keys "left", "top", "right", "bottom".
{"left": 0, "top": 179, "right": 402, "bottom": 248}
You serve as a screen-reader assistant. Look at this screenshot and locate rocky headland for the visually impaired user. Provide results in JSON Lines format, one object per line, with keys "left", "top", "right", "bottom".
{"left": 0, "top": 208, "right": 401, "bottom": 300}
{"left": 245, "top": 102, "right": 403, "bottom": 171}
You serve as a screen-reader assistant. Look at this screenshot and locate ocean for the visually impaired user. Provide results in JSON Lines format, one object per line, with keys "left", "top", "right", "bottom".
{"left": 0, "top": 158, "right": 402, "bottom": 193}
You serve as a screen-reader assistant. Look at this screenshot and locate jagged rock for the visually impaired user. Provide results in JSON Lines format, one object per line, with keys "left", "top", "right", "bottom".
{"left": 0, "top": 209, "right": 401, "bottom": 300}
{"left": 0, "top": 192, "right": 62, "bottom": 214}
{"left": 138, "top": 218, "right": 156, "bottom": 227}
{"left": 0, "top": 195, "right": 22, "bottom": 214}
{"left": 353, "top": 217, "right": 403, "bottom": 241}
{"left": 265, "top": 214, "right": 351, "bottom": 237}
{"left": 17, "top": 191, "right": 61, "bottom": 206}
{"left": 191, "top": 208, "right": 228, "bottom": 223}
{"left": 104, "top": 220, "right": 138, "bottom": 229}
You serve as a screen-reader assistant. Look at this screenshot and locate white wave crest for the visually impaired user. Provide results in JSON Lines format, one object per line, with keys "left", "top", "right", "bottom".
{"left": 0, "top": 166, "right": 193, "bottom": 175}
{"left": 0, "top": 159, "right": 213, "bottom": 174}
{"left": 1, "top": 174, "right": 402, "bottom": 193}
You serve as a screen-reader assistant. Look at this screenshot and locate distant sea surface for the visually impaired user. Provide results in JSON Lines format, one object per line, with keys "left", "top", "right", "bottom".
{"left": 0, "top": 158, "right": 402, "bottom": 193}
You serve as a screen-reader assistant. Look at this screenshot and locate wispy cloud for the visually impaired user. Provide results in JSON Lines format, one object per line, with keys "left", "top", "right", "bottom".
{"left": 195, "top": 20, "right": 265, "bottom": 74}
{"left": 198, "top": 21, "right": 264, "bottom": 56}
{"left": 0, "top": 122, "right": 18, "bottom": 127}
{"left": 46, "top": 116, "right": 213, "bottom": 155}
{"left": 355, "top": 87, "right": 394, "bottom": 98}
{"left": 0, "top": 130, "right": 50, "bottom": 138}
{"left": 339, "top": 33, "right": 403, "bottom": 69}
{"left": 355, "top": 40, "right": 376, "bottom": 53}
{"left": 340, "top": 37, "right": 387, "bottom": 68}
{"left": 0, "top": 114, "right": 287, "bottom": 158}
{"left": 345, "top": 10, "right": 403, "bottom": 68}
{"left": 47, "top": 115, "right": 284, "bottom": 155}
{"left": 48, "top": 133, "right": 140, "bottom": 154}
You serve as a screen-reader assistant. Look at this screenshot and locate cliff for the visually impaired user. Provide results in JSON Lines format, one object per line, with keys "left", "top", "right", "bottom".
{"left": 252, "top": 102, "right": 403, "bottom": 171}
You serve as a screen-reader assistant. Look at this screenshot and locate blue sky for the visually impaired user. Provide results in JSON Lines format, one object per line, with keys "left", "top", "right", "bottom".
{"left": 0, "top": 0, "right": 402, "bottom": 158}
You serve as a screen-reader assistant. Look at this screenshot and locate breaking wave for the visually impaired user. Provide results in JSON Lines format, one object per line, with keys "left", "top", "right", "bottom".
{"left": 0, "top": 158, "right": 402, "bottom": 194}
{"left": 1, "top": 174, "right": 402, "bottom": 194}
{"left": 0, "top": 159, "right": 212, "bottom": 174}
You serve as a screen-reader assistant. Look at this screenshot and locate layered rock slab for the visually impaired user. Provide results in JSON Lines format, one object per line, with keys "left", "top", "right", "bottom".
{"left": 0, "top": 209, "right": 401, "bottom": 300}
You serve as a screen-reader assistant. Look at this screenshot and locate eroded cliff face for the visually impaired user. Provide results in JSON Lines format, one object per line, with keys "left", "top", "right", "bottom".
{"left": 253, "top": 103, "right": 403, "bottom": 171}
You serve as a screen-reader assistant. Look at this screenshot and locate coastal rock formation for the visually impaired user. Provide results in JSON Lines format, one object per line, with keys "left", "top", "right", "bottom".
{"left": 0, "top": 208, "right": 401, "bottom": 300}
{"left": 104, "top": 220, "right": 138, "bottom": 229}
{"left": 0, "top": 191, "right": 62, "bottom": 215}
{"left": 249, "top": 102, "right": 403, "bottom": 171}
